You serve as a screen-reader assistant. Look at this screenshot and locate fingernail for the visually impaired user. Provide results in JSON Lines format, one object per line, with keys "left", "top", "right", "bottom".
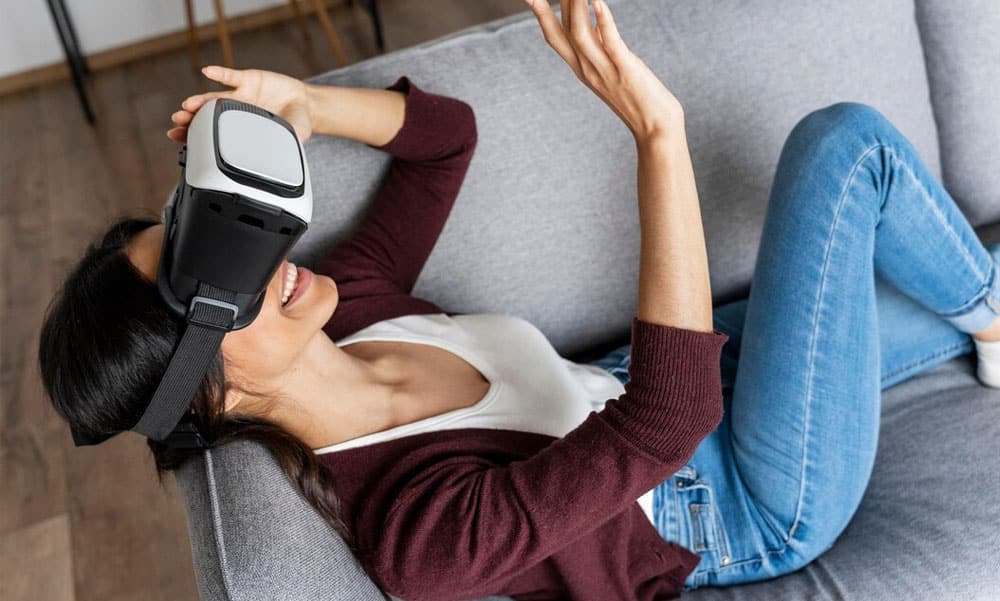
{"left": 594, "top": 0, "right": 604, "bottom": 14}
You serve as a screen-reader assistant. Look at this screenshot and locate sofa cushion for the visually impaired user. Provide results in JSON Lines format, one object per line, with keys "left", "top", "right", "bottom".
{"left": 176, "top": 443, "right": 388, "bottom": 601}
{"left": 915, "top": 0, "right": 1000, "bottom": 227}
{"left": 293, "top": 0, "right": 941, "bottom": 357}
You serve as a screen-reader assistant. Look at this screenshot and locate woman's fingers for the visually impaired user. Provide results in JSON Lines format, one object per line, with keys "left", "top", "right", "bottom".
{"left": 201, "top": 65, "right": 243, "bottom": 88}
{"left": 171, "top": 110, "right": 193, "bottom": 126}
{"left": 529, "top": 0, "right": 615, "bottom": 82}
{"left": 565, "top": 0, "right": 615, "bottom": 78}
{"left": 166, "top": 127, "right": 188, "bottom": 143}
{"left": 593, "top": 0, "right": 628, "bottom": 64}
{"left": 167, "top": 65, "right": 248, "bottom": 143}
{"left": 527, "top": 0, "right": 581, "bottom": 75}
{"left": 180, "top": 90, "right": 232, "bottom": 113}
{"left": 171, "top": 89, "right": 233, "bottom": 141}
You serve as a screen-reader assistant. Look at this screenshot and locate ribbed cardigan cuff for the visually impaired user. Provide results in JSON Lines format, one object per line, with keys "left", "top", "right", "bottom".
{"left": 600, "top": 317, "right": 730, "bottom": 462}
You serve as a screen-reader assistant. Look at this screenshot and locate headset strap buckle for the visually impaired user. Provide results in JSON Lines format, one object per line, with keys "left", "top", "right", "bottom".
{"left": 187, "top": 296, "right": 239, "bottom": 331}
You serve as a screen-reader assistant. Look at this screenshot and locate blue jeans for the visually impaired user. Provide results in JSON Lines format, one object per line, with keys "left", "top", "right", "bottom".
{"left": 589, "top": 103, "right": 1000, "bottom": 589}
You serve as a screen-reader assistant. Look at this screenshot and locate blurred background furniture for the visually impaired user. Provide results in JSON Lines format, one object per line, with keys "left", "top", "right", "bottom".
{"left": 174, "top": 0, "right": 1000, "bottom": 599}
{"left": 184, "top": 0, "right": 384, "bottom": 71}
{"left": 35, "top": 0, "right": 388, "bottom": 123}
{"left": 350, "top": 0, "right": 384, "bottom": 53}
{"left": 45, "top": 0, "right": 94, "bottom": 123}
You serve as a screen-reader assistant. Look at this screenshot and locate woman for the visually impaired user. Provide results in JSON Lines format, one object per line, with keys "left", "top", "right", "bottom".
{"left": 39, "top": 0, "right": 1000, "bottom": 599}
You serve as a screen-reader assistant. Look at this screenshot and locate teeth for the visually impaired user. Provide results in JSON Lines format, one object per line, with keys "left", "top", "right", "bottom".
{"left": 281, "top": 263, "right": 298, "bottom": 305}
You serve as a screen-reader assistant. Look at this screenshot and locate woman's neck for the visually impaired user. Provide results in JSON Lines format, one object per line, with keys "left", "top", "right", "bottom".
{"left": 239, "top": 331, "right": 403, "bottom": 449}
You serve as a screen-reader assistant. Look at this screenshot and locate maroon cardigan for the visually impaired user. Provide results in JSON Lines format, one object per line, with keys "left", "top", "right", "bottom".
{"left": 314, "top": 77, "right": 730, "bottom": 601}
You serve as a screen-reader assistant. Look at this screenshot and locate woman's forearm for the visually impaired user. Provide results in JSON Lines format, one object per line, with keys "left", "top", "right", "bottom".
{"left": 635, "top": 125, "right": 715, "bottom": 333}
{"left": 306, "top": 83, "right": 407, "bottom": 147}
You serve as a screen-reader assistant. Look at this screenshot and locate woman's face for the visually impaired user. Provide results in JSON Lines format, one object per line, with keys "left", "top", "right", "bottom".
{"left": 126, "top": 224, "right": 340, "bottom": 401}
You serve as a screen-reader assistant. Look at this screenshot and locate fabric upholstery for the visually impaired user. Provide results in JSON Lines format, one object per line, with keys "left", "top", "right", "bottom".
{"left": 176, "top": 443, "right": 387, "bottom": 601}
{"left": 292, "top": 0, "right": 940, "bottom": 357}
{"left": 172, "top": 1, "right": 1000, "bottom": 599}
{"left": 915, "top": 0, "right": 1000, "bottom": 227}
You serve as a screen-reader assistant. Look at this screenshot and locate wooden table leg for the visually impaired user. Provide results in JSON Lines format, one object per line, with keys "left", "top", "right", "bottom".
{"left": 184, "top": 0, "right": 201, "bottom": 72}
{"left": 309, "top": 0, "right": 349, "bottom": 66}
{"left": 288, "top": 0, "right": 312, "bottom": 41}
{"left": 212, "top": 0, "right": 235, "bottom": 68}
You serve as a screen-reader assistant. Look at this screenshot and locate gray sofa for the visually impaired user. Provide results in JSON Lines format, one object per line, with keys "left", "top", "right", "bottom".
{"left": 174, "top": 0, "right": 1000, "bottom": 599}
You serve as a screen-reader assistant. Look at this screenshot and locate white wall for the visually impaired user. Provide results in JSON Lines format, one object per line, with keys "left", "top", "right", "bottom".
{"left": 0, "top": 0, "right": 289, "bottom": 78}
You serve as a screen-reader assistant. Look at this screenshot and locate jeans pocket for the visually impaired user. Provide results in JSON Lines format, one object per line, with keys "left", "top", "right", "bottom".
{"left": 673, "top": 467, "right": 733, "bottom": 572}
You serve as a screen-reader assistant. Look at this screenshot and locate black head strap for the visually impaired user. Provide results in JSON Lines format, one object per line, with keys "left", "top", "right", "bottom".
{"left": 70, "top": 281, "right": 236, "bottom": 449}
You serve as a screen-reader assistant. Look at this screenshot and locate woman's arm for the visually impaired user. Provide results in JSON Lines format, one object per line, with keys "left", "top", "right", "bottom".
{"left": 305, "top": 82, "right": 406, "bottom": 147}
{"left": 314, "top": 76, "right": 477, "bottom": 296}
{"left": 527, "top": 0, "right": 713, "bottom": 332}
{"left": 168, "top": 65, "right": 410, "bottom": 147}
{"left": 636, "top": 132, "right": 714, "bottom": 332}
{"left": 167, "top": 68, "right": 478, "bottom": 338}
{"left": 354, "top": 4, "right": 730, "bottom": 597}
{"left": 315, "top": 76, "right": 478, "bottom": 339}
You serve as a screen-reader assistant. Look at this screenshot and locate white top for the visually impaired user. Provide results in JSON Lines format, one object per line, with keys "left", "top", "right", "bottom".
{"left": 315, "top": 312, "right": 656, "bottom": 526}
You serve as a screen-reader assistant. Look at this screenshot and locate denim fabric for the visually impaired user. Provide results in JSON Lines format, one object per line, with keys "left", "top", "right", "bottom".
{"left": 590, "top": 103, "right": 1000, "bottom": 589}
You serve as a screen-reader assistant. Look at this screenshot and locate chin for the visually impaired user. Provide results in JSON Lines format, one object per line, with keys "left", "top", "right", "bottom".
{"left": 320, "top": 274, "right": 339, "bottom": 321}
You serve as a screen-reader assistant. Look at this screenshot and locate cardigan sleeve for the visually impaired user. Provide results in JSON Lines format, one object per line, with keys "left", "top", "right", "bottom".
{"left": 312, "top": 76, "right": 477, "bottom": 298}
{"left": 369, "top": 318, "right": 730, "bottom": 601}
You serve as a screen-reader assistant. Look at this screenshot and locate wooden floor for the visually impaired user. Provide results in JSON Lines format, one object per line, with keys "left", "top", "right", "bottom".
{"left": 0, "top": 2, "right": 525, "bottom": 599}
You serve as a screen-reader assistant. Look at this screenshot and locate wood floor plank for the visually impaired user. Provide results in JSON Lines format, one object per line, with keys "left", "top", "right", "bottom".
{"left": 0, "top": 89, "right": 69, "bottom": 537}
{"left": 0, "top": 514, "right": 75, "bottom": 601}
{"left": 62, "top": 435, "right": 200, "bottom": 601}
{"left": 33, "top": 69, "right": 201, "bottom": 601}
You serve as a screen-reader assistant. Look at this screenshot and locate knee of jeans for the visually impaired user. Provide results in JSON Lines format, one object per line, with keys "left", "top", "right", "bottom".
{"left": 778, "top": 520, "right": 845, "bottom": 573}
{"left": 789, "top": 102, "right": 894, "bottom": 153}
{"left": 778, "top": 491, "right": 864, "bottom": 572}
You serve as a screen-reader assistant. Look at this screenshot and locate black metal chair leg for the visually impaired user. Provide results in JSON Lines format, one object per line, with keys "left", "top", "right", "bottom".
{"left": 57, "top": 0, "right": 91, "bottom": 75}
{"left": 46, "top": 0, "right": 95, "bottom": 124}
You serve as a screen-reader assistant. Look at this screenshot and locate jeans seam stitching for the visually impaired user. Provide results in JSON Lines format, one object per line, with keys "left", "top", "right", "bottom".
{"left": 888, "top": 146, "right": 988, "bottom": 287}
{"left": 785, "top": 142, "right": 885, "bottom": 551}
{"left": 881, "top": 341, "right": 970, "bottom": 381}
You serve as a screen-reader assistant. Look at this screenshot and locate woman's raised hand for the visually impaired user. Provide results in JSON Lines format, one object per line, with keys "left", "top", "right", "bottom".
{"left": 167, "top": 66, "right": 313, "bottom": 143}
{"left": 524, "top": 0, "right": 683, "bottom": 143}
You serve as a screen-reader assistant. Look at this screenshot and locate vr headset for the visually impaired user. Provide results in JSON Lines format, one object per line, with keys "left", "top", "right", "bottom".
{"left": 71, "top": 99, "right": 312, "bottom": 449}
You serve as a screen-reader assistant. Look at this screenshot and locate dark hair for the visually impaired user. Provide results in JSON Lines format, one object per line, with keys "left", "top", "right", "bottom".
{"left": 38, "top": 216, "right": 354, "bottom": 548}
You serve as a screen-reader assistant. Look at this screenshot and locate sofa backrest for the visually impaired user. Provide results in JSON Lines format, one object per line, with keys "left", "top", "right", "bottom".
{"left": 292, "top": 0, "right": 943, "bottom": 357}
{"left": 915, "top": 0, "right": 1000, "bottom": 227}
{"left": 176, "top": 1, "right": 1000, "bottom": 599}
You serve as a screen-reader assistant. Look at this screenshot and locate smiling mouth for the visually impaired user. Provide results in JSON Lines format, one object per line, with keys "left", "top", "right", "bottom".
{"left": 281, "top": 262, "right": 299, "bottom": 306}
